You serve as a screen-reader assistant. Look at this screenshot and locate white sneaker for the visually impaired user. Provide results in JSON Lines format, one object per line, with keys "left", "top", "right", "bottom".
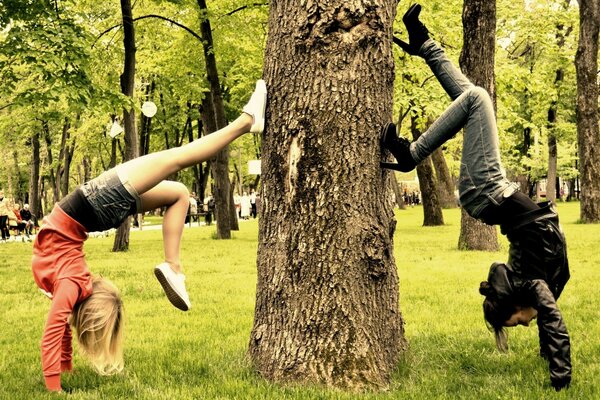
{"left": 154, "top": 263, "right": 191, "bottom": 311}
{"left": 242, "top": 79, "right": 267, "bottom": 134}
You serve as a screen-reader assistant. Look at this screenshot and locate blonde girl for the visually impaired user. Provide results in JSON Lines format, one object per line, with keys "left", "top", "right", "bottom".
{"left": 32, "top": 80, "right": 266, "bottom": 391}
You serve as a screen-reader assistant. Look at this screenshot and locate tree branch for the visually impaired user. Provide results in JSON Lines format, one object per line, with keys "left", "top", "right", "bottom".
{"left": 93, "top": 14, "right": 203, "bottom": 48}
{"left": 134, "top": 14, "right": 203, "bottom": 42}
{"left": 224, "top": 3, "right": 267, "bottom": 17}
{"left": 0, "top": 103, "right": 14, "bottom": 111}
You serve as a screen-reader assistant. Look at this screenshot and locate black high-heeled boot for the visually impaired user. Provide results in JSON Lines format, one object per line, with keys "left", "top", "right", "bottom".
{"left": 393, "top": 3, "right": 430, "bottom": 56}
{"left": 380, "top": 122, "right": 417, "bottom": 172}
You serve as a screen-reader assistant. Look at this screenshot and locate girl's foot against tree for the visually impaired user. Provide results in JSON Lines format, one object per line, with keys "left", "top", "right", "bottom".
{"left": 393, "top": 3, "right": 430, "bottom": 55}
{"left": 242, "top": 79, "right": 267, "bottom": 134}
{"left": 380, "top": 122, "right": 417, "bottom": 172}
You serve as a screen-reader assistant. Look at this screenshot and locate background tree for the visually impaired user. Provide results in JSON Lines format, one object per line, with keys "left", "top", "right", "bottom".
{"left": 411, "top": 117, "right": 444, "bottom": 226}
{"left": 250, "top": 0, "right": 406, "bottom": 389}
{"left": 457, "top": 0, "right": 499, "bottom": 251}
{"left": 496, "top": 1, "right": 579, "bottom": 201}
{"left": 113, "top": 0, "right": 138, "bottom": 251}
{"left": 198, "top": 0, "right": 237, "bottom": 238}
{"left": 575, "top": 0, "right": 600, "bottom": 223}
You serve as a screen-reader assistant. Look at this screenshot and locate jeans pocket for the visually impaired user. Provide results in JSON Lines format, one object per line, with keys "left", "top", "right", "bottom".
{"left": 93, "top": 200, "right": 131, "bottom": 229}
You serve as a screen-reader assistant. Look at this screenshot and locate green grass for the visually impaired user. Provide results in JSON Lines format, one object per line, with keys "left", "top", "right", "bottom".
{"left": 1, "top": 202, "right": 599, "bottom": 399}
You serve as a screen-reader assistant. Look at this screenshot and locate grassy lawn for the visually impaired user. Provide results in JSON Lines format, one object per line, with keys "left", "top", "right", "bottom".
{"left": 1, "top": 202, "right": 598, "bottom": 399}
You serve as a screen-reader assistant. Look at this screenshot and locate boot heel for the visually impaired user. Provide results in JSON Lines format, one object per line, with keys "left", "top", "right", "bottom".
{"left": 380, "top": 162, "right": 404, "bottom": 171}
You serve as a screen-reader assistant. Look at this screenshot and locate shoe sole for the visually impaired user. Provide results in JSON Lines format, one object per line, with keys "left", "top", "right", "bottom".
{"left": 154, "top": 268, "right": 189, "bottom": 311}
{"left": 252, "top": 80, "right": 267, "bottom": 134}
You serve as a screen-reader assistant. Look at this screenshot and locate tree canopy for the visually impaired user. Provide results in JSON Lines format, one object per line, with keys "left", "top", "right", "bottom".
{"left": 0, "top": 0, "right": 587, "bottom": 211}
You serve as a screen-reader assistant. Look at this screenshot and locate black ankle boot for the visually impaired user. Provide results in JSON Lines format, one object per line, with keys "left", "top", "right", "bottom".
{"left": 393, "top": 4, "right": 430, "bottom": 56}
{"left": 380, "top": 122, "right": 417, "bottom": 172}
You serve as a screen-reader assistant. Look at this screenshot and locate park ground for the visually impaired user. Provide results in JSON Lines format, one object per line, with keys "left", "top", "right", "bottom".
{"left": 0, "top": 202, "right": 598, "bottom": 399}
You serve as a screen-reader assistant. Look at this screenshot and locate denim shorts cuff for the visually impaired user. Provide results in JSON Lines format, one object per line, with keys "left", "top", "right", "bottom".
{"left": 116, "top": 170, "right": 142, "bottom": 213}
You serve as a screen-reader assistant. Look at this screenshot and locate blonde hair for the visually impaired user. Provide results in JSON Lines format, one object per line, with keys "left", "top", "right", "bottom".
{"left": 70, "top": 277, "right": 124, "bottom": 375}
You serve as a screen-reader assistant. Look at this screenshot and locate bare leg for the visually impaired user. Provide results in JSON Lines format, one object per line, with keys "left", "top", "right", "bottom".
{"left": 116, "top": 114, "right": 252, "bottom": 196}
{"left": 139, "top": 181, "right": 189, "bottom": 273}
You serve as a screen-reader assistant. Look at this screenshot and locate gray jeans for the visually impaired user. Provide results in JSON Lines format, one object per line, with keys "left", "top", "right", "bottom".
{"left": 409, "top": 40, "right": 516, "bottom": 219}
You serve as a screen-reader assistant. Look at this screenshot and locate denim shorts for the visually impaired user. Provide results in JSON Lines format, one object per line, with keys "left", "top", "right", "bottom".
{"left": 80, "top": 169, "right": 141, "bottom": 231}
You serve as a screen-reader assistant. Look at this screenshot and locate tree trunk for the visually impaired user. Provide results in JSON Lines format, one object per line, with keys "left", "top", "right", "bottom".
{"left": 390, "top": 176, "right": 406, "bottom": 210}
{"left": 431, "top": 148, "right": 457, "bottom": 208}
{"left": 29, "top": 131, "right": 42, "bottom": 219}
{"left": 547, "top": 127, "right": 558, "bottom": 202}
{"left": 140, "top": 79, "right": 155, "bottom": 156}
{"left": 457, "top": 0, "right": 499, "bottom": 251}
{"left": 42, "top": 121, "right": 59, "bottom": 204}
{"left": 250, "top": 1, "right": 406, "bottom": 389}
{"left": 547, "top": 12, "right": 571, "bottom": 203}
{"left": 12, "top": 149, "right": 24, "bottom": 202}
{"left": 61, "top": 124, "right": 75, "bottom": 198}
{"left": 575, "top": 0, "right": 600, "bottom": 222}
{"left": 55, "top": 117, "right": 70, "bottom": 199}
{"left": 114, "top": 0, "right": 137, "bottom": 249}
{"left": 188, "top": 113, "right": 208, "bottom": 198}
{"left": 411, "top": 117, "right": 443, "bottom": 226}
{"left": 198, "top": 0, "right": 236, "bottom": 238}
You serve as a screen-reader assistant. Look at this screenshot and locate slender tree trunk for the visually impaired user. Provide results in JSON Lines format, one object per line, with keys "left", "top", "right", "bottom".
{"left": 188, "top": 113, "right": 206, "bottom": 197}
{"left": 390, "top": 176, "right": 406, "bottom": 209}
{"left": 82, "top": 156, "right": 91, "bottom": 183}
{"left": 55, "top": 117, "right": 70, "bottom": 198}
{"left": 547, "top": 122, "right": 558, "bottom": 203}
{"left": 547, "top": 11, "right": 571, "bottom": 203}
{"left": 29, "top": 131, "right": 41, "bottom": 219}
{"left": 139, "top": 79, "right": 155, "bottom": 156}
{"left": 431, "top": 148, "right": 457, "bottom": 208}
{"left": 411, "top": 117, "right": 443, "bottom": 226}
{"left": 575, "top": 0, "right": 600, "bottom": 222}
{"left": 12, "top": 149, "right": 23, "bottom": 202}
{"left": 198, "top": 0, "right": 235, "bottom": 238}
{"left": 250, "top": 1, "right": 406, "bottom": 389}
{"left": 61, "top": 125, "right": 75, "bottom": 198}
{"left": 457, "top": 0, "right": 499, "bottom": 251}
{"left": 43, "top": 122, "right": 59, "bottom": 204}
{"left": 114, "top": 0, "right": 137, "bottom": 248}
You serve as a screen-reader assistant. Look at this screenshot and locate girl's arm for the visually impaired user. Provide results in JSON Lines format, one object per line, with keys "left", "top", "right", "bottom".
{"left": 526, "top": 279, "right": 571, "bottom": 390}
{"left": 41, "top": 279, "right": 79, "bottom": 391}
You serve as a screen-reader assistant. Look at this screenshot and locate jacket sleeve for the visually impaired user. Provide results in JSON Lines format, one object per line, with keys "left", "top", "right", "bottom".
{"left": 526, "top": 279, "right": 571, "bottom": 389}
{"left": 41, "top": 279, "right": 79, "bottom": 391}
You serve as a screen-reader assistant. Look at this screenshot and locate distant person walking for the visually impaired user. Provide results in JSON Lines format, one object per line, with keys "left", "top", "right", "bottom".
{"left": 0, "top": 190, "right": 10, "bottom": 241}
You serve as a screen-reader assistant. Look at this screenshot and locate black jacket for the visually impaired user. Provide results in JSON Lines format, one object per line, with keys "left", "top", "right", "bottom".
{"left": 489, "top": 202, "right": 571, "bottom": 388}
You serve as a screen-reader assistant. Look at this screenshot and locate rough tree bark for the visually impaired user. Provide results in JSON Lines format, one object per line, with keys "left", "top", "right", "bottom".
{"left": 113, "top": 0, "right": 138, "bottom": 250}
{"left": 575, "top": 0, "right": 600, "bottom": 222}
{"left": 457, "top": 0, "right": 499, "bottom": 251}
{"left": 249, "top": 1, "right": 406, "bottom": 390}
{"left": 411, "top": 117, "right": 444, "bottom": 226}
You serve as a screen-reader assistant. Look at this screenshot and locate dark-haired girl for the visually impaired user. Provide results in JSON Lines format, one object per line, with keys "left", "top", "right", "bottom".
{"left": 383, "top": 4, "right": 571, "bottom": 391}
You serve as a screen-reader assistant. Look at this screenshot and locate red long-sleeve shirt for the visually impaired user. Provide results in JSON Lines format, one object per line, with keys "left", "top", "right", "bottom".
{"left": 31, "top": 204, "right": 92, "bottom": 391}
